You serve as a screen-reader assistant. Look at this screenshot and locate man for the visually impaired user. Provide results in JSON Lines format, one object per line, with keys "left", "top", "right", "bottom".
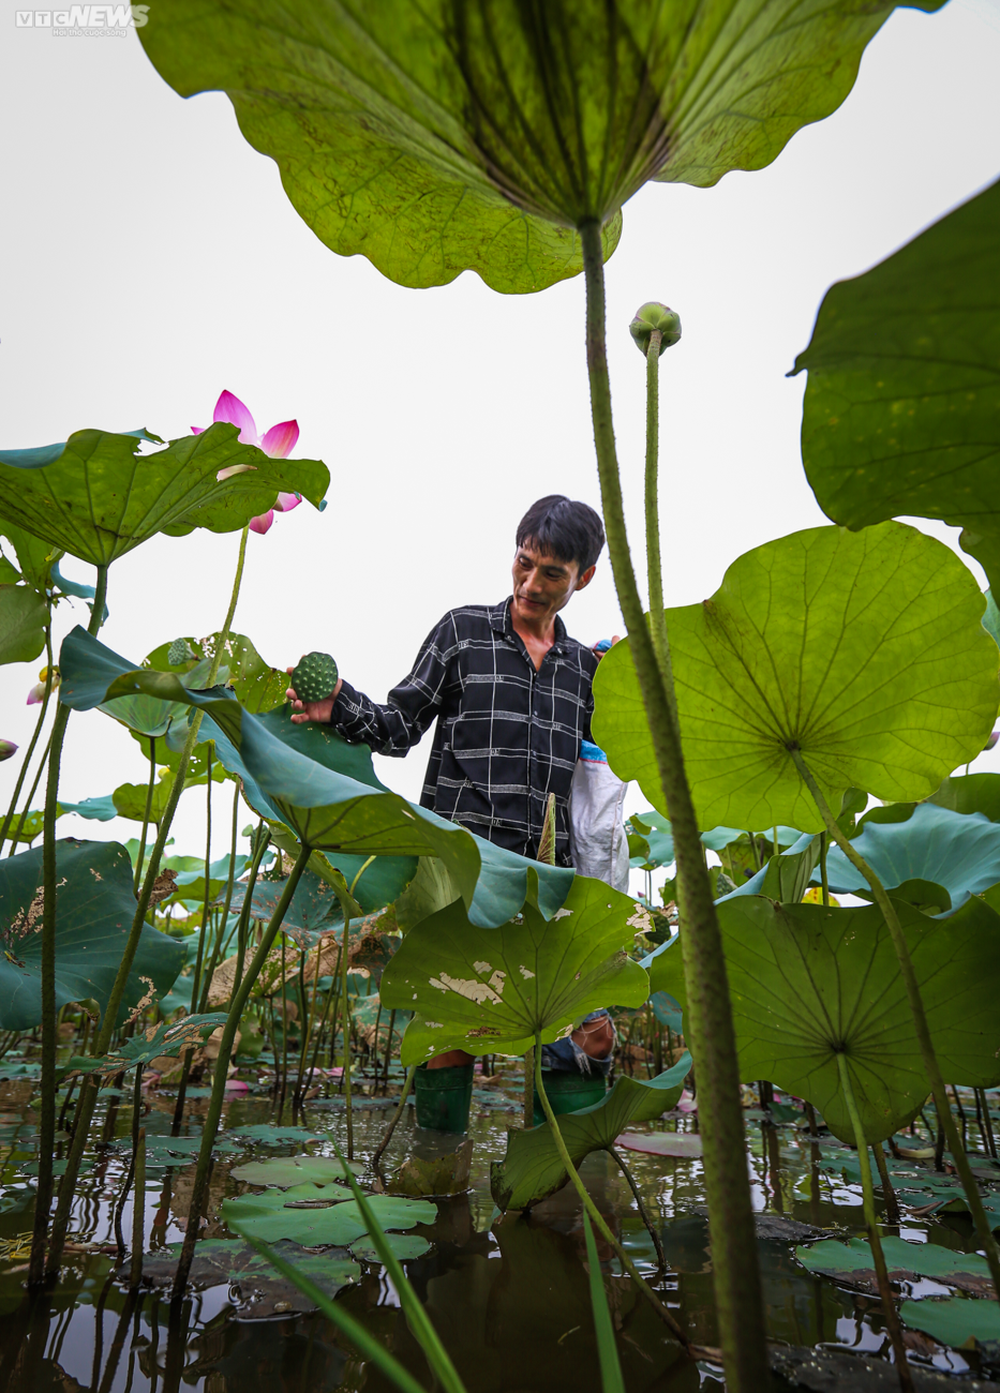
{"left": 287, "top": 494, "right": 616, "bottom": 1072}
{"left": 288, "top": 494, "right": 607, "bottom": 867}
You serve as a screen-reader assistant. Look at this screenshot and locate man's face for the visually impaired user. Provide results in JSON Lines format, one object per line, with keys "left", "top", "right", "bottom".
{"left": 510, "top": 541, "right": 595, "bottom": 627}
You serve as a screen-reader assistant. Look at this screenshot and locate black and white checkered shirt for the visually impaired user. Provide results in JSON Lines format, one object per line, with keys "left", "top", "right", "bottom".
{"left": 329, "top": 599, "right": 598, "bottom": 865}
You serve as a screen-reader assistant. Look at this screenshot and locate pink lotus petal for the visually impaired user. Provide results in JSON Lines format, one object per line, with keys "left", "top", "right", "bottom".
{"left": 260, "top": 419, "right": 299, "bottom": 459}
{"left": 249, "top": 511, "right": 274, "bottom": 535}
{"left": 274, "top": 491, "right": 301, "bottom": 513}
{"left": 616, "top": 1130, "right": 703, "bottom": 1158}
{"left": 26, "top": 682, "right": 46, "bottom": 706}
{"left": 213, "top": 390, "right": 259, "bottom": 446}
{"left": 191, "top": 425, "right": 204, "bottom": 435}
{"left": 224, "top": 1078, "right": 250, "bottom": 1092}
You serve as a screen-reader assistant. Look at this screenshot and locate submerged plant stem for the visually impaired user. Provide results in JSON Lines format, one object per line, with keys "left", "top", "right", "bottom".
{"left": 534, "top": 1037, "right": 688, "bottom": 1347}
{"left": 29, "top": 562, "right": 107, "bottom": 1286}
{"left": 873, "top": 1141, "right": 901, "bottom": 1225}
{"left": 789, "top": 745, "right": 1000, "bottom": 1301}
{"left": 836, "top": 1055, "right": 913, "bottom": 1393}
{"left": 372, "top": 1064, "right": 416, "bottom": 1169}
{"left": 172, "top": 841, "right": 312, "bottom": 1299}
{"left": 609, "top": 1146, "right": 666, "bottom": 1269}
{"left": 579, "top": 219, "right": 766, "bottom": 1387}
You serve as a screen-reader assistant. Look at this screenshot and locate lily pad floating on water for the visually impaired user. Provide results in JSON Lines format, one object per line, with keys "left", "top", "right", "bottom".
{"left": 230, "top": 1154, "right": 361, "bottom": 1187}
{"left": 136, "top": 1238, "right": 361, "bottom": 1318}
{"left": 225, "top": 1125, "right": 323, "bottom": 1147}
{"left": 796, "top": 1237, "right": 996, "bottom": 1298}
{"left": 616, "top": 1131, "right": 703, "bottom": 1159}
{"left": 899, "top": 1294, "right": 1000, "bottom": 1349}
{"left": 222, "top": 1183, "right": 435, "bottom": 1256}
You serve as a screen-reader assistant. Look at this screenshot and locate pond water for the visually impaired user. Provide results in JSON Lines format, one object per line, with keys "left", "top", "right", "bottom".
{"left": 1, "top": 1057, "right": 998, "bottom": 1392}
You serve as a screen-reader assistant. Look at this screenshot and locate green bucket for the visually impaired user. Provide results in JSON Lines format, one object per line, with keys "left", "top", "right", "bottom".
{"left": 414, "top": 1061, "right": 474, "bottom": 1133}
{"left": 533, "top": 1069, "right": 607, "bottom": 1127}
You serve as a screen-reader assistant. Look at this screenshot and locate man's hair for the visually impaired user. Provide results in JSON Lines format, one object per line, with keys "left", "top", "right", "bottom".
{"left": 515, "top": 495, "right": 605, "bottom": 574}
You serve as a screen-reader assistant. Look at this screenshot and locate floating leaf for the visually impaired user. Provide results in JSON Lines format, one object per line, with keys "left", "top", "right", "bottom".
{"left": 0, "top": 586, "right": 47, "bottom": 667}
{"left": 225, "top": 1125, "right": 323, "bottom": 1146}
{"left": 710, "top": 894, "right": 1000, "bottom": 1144}
{"left": 797, "top": 1237, "right": 995, "bottom": 1298}
{"left": 0, "top": 840, "right": 184, "bottom": 1031}
{"left": 594, "top": 522, "right": 999, "bottom": 834}
{"left": 616, "top": 1131, "right": 702, "bottom": 1158}
{"left": 491, "top": 1054, "right": 690, "bottom": 1210}
{"left": 136, "top": 1238, "right": 361, "bottom": 1317}
{"left": 899, "top": 1295, "right": 1000, "bottom": 1349}
{"left": 230, "top": 1154, "right": 356, "bottom": 1187}
{"left": 382, "top": 875, "right": 649, "bottom": 1065}
{"left": 794, "top": 177, "right": 1000, "bottom": 594}
{"left": 222, "top": 1183, "right": 435, "bottom": 1248}
{"left": 137, "top": 0, "right": 939, "bottom": 293}
{"left": 0, "top": 426, "right": 328, "bottom": 566}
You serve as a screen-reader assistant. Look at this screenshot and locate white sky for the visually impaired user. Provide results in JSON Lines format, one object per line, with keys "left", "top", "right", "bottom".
{"left": 2, "top": 0, "right": 1000, "bottom": 883}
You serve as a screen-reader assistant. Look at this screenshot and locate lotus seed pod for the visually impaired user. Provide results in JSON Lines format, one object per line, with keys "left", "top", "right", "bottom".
{"left": 629, "top": 302, "right": 681, "bottom": 356}
{"left": 291, "top": 651, "right": 339, "bottom": 703}
{"left": 167, "top": 637, "right": 190, "bottom": 666}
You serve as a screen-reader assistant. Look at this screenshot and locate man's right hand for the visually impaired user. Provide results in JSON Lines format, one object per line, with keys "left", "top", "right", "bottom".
{"left": 285, "top": 666, "right": 343, "bottom": 725}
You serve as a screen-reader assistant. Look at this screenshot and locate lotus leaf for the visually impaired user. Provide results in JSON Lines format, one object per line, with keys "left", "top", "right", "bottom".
{"left": 0, "top": 840, "right": 184, "bottom": 1031}
{"left": 593, "top": 522, "right": 999, "bottom": 834}
{"left": 137, "top": 0, "right": 940, "bottom": 293}
{"left": 59, "top": 795, "right": 119, "bottom": 822}
{"left": 112, "top": 769, "right": 179, "bottom": 824}
{"left": 794, "top": 177, "right": 1000, "bottom": 594}
{"left": 899, "top": 1295, "right": 1000, "bottom": 1349}
{"left": 715, "top": 834, "right": 820, "bottom": 907}
{"left": 0, "top": 425, "right": 329, "bottom": 566}
{"left": 60, "top": 625, "right": 575, "bottom": 926}
{"left": 0, "top": 585, "right": 48, "bottom": 666}
{"left": 147, "top": 631, "right": 290, "bottom": 715}
{"left": 818, "top": 802, "right": 1000, "bottom": 913}
{"left": 627, "top": 811, "right": 673, "bottom": 870}
{"left": 226, "top": 1125, "right": 323, "bottom": 1146}
{"left": 64, "top": 1014, "right": 228, "bottom": 1080}
{"left": 137, "top": 1239, "right": 361, "bottom": 1316}
{"left": 714, "top": 894, "right": 1000, "bottom": 1144}
{"left": 230, "top": 1154, "right": 358, "bottom": 1187}
{"left": 382, "top": 875, "right": 649, "bottom": 1064}
{"left": 796, "top": 1237, "right": 994, "bottom": 1298}
{"left": 929, "top": 773, "right": 1000, "bottom": 824}
{"left": 0, "top": 521, "right": 63, "bottom": 594}
{"left": 222, "top": 1183, "right": 435, "bottom": 1249}
{"left": 491, "top": 1053, "right": 691, "bottom": 1210}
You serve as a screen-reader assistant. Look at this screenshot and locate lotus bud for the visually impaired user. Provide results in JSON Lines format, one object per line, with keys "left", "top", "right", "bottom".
{"left": 629, "top": 302, "right": 681, "bottom": 356}
{"left": 27, "top": 666, "right": 59, "bottom": 705}
{"left": 986, "top": 730, "right": 1000, "bottom": 753}
{"left": 0, "top": 739, "right": 18, "bottom": 762}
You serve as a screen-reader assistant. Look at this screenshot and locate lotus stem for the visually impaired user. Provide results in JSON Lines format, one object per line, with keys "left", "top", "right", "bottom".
{"left": 0, "top": 619, "right": 53, "bottom": 855}
{"left": 533, "top": 1035, "right": 688, "bottom": 1347}
{"left": 129, "top": 1129, "right": 146, "bottom": 1290}
{"left": 643, "top": 329, "right": 675, "bottom": 715}
{"left": 788, "top": 743, "right": 1000, "bottom": 1301}
{"left": 382, "top": 1008, "right": 396, "bottom": 1095}
{"left": 340, "top": 912, "right": 354, "bottom": 1159}
{"left": 372, "top": 1063, "right": 416, "bottom": 1169}
{"left": 609, "top": 1146, "right": 666, "bottom": 1270}
{"left": 819, "top": 832, "right": 829, "bottom": 907}
{"left": 171, "top": 840, "right": 312, "bottom": 1298}
{"left": 47, "top": 537, "right": 252, "bottom": 1277}
{"left": 579, "top": 220, "right": 766, "bottom": 1388}
{"left": 198, "top": 780, "right": 242, "bottom": 1014}
{"left": 835, "top": 1054, "right": 913, "bottom": 1393}
{"left": 28, "top": 561, "right": 107, "bottom": 1287}
{"left": 873, "top": 1141, "right": 901, "bottom": 1225}
{"left": 231, "top": 823, "right": 270, "bottom": 1002}
{"left": 523, "top": 1046, "right": 535, "bottom": 1129}
{"left": 133, "top": 737, "right": 156, "bottom": 893}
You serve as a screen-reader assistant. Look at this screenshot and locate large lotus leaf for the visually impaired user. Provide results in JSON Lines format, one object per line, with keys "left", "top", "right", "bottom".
{"left": 382, "top": 874, "right": 649, "bottom": 1064}
{"left": 929, "top": 773, "right": 1000, "bottom": 824}
{"left": 717, "top": 894, "right": 1000, "bottom": 1144}
{"left": 60, "top": 625, "right": 573, "bottom": 927}
{"left": 221, "top": 1183, "right": 435, "bottom": 1247}
{"left": 226, "top": 868, "right": 345, "bottom": 939}
{"left": 491, "top": 1053, "right": 691, "bottom": 1211}
{"left": 796, "top": 1237, "right": 995, "bottom": 1298}
{"left": 112, "top": 769, "right": 178, "bottom": 823}
{"left": 0, "top": 424, "right": 329, "bottom": 566}
{"left": 101, "top": 655, "right": 222, "bottom": 739}
{"left": 794, "top": 178, "right": 1000, "bottom": 594}
{"left": 0, "top": 522, "right": 63, "bottom": 594}
{"left": 138, "top": 1239, "right": 361, "bottom": 1317}
{"left": 146, "top": 631, "right": 289, "bottom": 715}
{"left": 136, "top": 0, "right": 939, "bottom": 294}
{"left": 230, "top": 1154, "right": 355, "bottom": 1187}
{"left": 0, "top": 585, "right": 47, "bottom": 666}
{"left": 59, "top": 795, "right": 119, "bottom": 822}
{"left": 0, "top": 840, "right": 184, "bottom": 1031}
{"left": 593, "top": 522, "right": 999, "bottom": 835}
{"left": 717, "top": 833, "right": 820, "bottom": 907}
{"left": 817, "top": 802, "right": 1000, "bottom": 913}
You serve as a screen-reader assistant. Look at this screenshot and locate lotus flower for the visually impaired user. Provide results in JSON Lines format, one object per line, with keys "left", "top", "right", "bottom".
{"left": 27, "top": 666, "right": 58, "bottom": 705}
{"left": 0, "top": 740, "right": 18, "bottom": 762}
{"left": 194, "top": 389, "right": 301, "bottom": 535}
{"left": 986, "top": 731, "right": 1000, "bottom": 753}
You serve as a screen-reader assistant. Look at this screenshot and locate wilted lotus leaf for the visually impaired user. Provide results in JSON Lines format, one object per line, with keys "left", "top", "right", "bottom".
{"left": 137, "top": 0, "right": 940, "bottom": 293}
{"left": 60, "top": 1012, "right": 229, "bottom": 1080}
{"left": 0, "top": 426, "right": 328, "bottom": 566}
{"left": 381, "top": 874, "right": 649, "bottom": 1064}
{"left": 795, "top": 178, "right": 1000, "bottom": 595}
{"left": 594, "top": 522, "right": 999, "bottom": 834}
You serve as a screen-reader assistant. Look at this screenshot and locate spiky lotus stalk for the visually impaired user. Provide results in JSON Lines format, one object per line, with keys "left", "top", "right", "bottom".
{"left": 291, "top": 651, "right": 339, "bottom": 702}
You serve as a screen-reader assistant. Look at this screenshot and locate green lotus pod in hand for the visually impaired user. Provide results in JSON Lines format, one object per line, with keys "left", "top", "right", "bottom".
{"left": 629, "top": 302, "right": 681, "bottom": 356}
{"left": 291, "top": 651, "right": 339, "bottom": 703}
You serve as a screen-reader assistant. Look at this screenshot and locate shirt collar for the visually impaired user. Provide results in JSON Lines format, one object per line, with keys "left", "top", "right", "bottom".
{"left": 493, "top": 598, "right": 567, "bottom": 654}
